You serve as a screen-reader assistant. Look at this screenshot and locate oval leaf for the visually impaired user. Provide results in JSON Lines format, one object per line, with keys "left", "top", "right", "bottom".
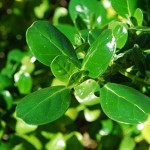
{"left": 134, "top": 8, "right": 143, "bottom": 26}
{"left": 74, "top": 79, "right": 100, "bottom": 106}
{"left": 69, "top": 0, "right": 107, "bottom": 29}
{"left": 26, "top": 21, "right": 77, "bottom": 66}
{"left": 109, "top": 22, "right": 128, "bottom": 49}
{"left": 82, "top": 29, "right": 116, "bottom": 78}
{"left": 100, "top": 82, "right": 150, "bottom": 124}
{"left": 16, "top": 86, "right": 71, "bottom": 125}
{"left": 50, "top": 55, "right": 79, "bottom": 82}
{"left": 15, "top": 72, "right": 32, "bottom": 94}
{"left": 111, "top": 0, "right": 137, "bottom": 18}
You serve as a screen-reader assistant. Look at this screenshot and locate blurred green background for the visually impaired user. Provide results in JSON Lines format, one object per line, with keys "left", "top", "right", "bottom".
{"left": 1, "top": 0, "right": 150, "bottom": 149}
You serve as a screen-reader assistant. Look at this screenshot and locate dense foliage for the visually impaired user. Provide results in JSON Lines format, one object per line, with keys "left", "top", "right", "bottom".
{"left": 1, "top": 0, "right": 150, "bottom": 149}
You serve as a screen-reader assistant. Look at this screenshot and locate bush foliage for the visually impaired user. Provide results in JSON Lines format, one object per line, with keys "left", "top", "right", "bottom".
{"left": 1, "top": 0, "right": 150, "bottom": 149}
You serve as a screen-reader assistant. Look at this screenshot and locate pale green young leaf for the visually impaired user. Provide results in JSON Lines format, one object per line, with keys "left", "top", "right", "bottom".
{"left": 74, "top": 79, "right": 100, "bottom": 106}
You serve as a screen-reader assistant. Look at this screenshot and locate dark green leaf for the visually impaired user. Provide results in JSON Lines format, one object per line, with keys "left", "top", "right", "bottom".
{"left": 82, "top": 29, "right": 116, "bottom": 78}
{"left": 26, "top": 21, "right": 77, "bottom": 66}
{"left": 100, "top": 82, "right": 150, "bottom": 124}
{"left": 132, "top": 44, "right": 146, "bottom": 75}
{"left": 1, "top": 91, "right": 13, "bottom": 110}
{"left": 16, "top": 86, "right": 71, "bottom": 125}
{"left": 50, "top": 55, "right": 79, "bottom": 82}
{"left": 111, "top": 0, "right": 137, "bottom": 18}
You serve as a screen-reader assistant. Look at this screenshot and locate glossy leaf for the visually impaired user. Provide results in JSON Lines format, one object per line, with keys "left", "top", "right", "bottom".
{"left": 134, "top": 8, "right": 143, "bottom": 26}
{"left": 82, "top": 29, "right": 116, "bottom": 78}
{"left": 50, "top": 55, "right": 79, "bottom": 82}
{"left": 45, "top": 133, "right": 66, "bottom": 150}
{"left": 21, "top": 56, "right": 35, "bottom": 73}
{"left": 68, "top": 70, "right": 87, "bottom": 86}
{"left": 56, "top": 24, "right": 78, "bottom": 45}
{"left": 1, "top": 90, "right": 13, "bottom": 110}
{"left": 84, "top": 108, "right": 100, "bottom": 122}
{"left": 15, "top": 72, "right": 32, "bottom": 94}
{"left": 100, "top": 82, "right": 150, "bottom": 124}
{"left": 26, "top": 21, "right": 77, "bottom": 66}
{"left": 109, "top": 22, "right": 128, "bottom": 49}
{"left": 69, "top": 0, "right": 107, "bottom": 29}
{"left": 111, "top": 0, "right": 137, "bottom": 18}
{"left": 74, "top": 79, "right": 100, "bottom": 106}
{"left": 88, "top": 29, "right": 103, "bottom": 45}
{"left": 16, "top": 86, "right": 71, "bottom": 125}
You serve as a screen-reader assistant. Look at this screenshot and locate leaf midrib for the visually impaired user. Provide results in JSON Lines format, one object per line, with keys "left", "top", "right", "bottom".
{"left": 104, "top": 85, "right": 147, "bottom": 114}
{"left": 20, "top": 87, "right": 69, "bottom": 119}
{"left": 34, "top": 25, "right": 67, "bottom": 56}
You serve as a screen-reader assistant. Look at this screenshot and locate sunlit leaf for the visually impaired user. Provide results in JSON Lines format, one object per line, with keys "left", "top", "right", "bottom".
{"left": 100, "top": 82, "right": 150, "bottom": 124}
{"left": 82, "top": 29, "right": 116, "bottom": 78}
{"left": 26, "top": 21, "right": 78, "bottom": 66}
{"left": 16, "top": 86, "right": 71, "bottom": 125}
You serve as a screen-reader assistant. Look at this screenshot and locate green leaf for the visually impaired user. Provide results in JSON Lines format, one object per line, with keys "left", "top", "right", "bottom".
{"left": 16, "top": 86, "right": 71, "bottom": 125}
{"left": 66, "top": 132, "right": 83, "bottom": 150}
{"left": 1, "top": 90, "right": 13, "bottom": 110}
{"left": 109, "top": 22, "right": 128, "bottom": 49}
{"left": 56, "top": 24, "right": 78, "bottom": 45}
{"left": 111, "top": 0, "right": 137, "bottom": 18}
{"left": 67, "top": 70, "right": 87, "bottom": 86}
{"left": 74, "top": 79, "right": 100, "bottom": 106}
{"left": 88, "top": 29, "right": 103, "bottom": 45}
{"left": 0, "top": 74, "right": 12, "bottom": 91}
{"left": 119, "top": 136, "right": 136, "bottom": 150}
{"left": 26, "top": 21, "right": 77, "bottom": 66}
{"left": 50, "top": 55, "right": 79, "bottom": 82}
{"left": 84, "top": 108, "right": 100, "bottom": 122}
{"left": 100, "top": 82, "right": 150, "bottom": 124}
{"left": 69, "top": 0, "right": 107, "bottom": 29}
{"left": 82, "top": 29, "right": 116, "bottom": 78}
{"left": 132, "top": 44, "right": 146, "bottom": 75}
{"left": 134, "top": 8, "right": 143, "bottom": 26}
{"left": 45, "top": 133, "right": 66, "bottom": 150}
{"left": 142, "top": 119, "right": 150, "bottom": 144}
{"left": 15, "top": 72, "right": 32, "bottom": 94}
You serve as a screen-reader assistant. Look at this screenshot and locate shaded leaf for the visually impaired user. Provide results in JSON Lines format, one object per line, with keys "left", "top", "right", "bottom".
{"left": 50, "top": 55, "right": 79, "bottom": 82}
